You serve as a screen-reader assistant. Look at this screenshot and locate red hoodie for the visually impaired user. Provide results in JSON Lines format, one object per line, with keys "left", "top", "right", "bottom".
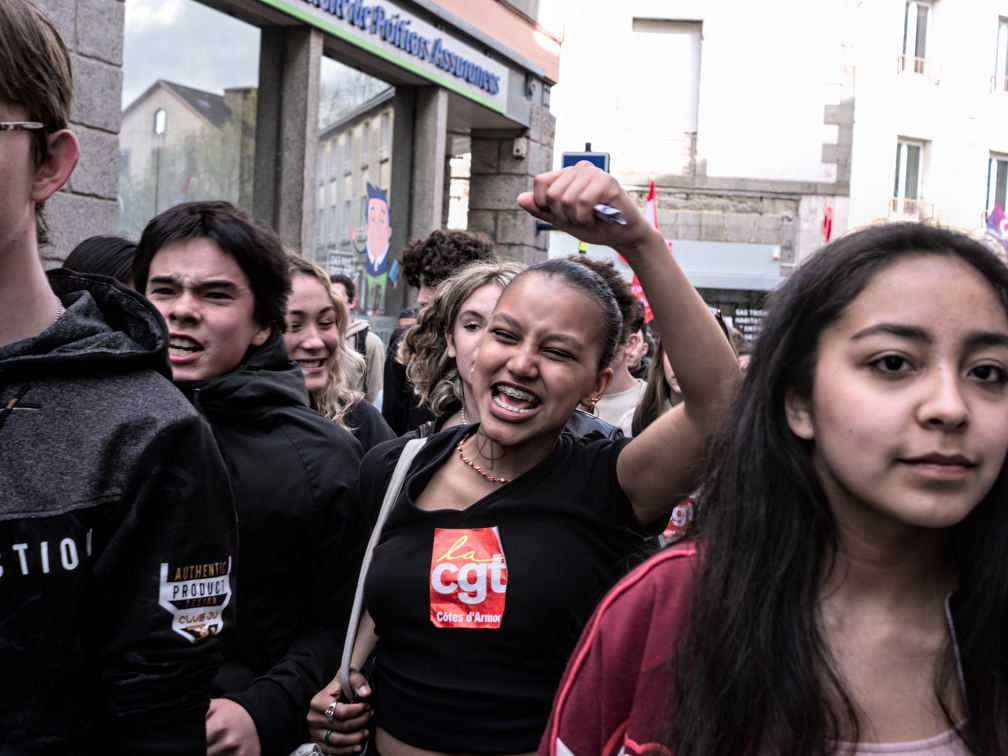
{"left": 538, "top": 543, "right": 699, "bottom": 756}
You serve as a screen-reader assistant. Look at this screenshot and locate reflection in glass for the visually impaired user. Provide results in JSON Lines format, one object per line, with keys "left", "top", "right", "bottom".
{"left": 118, "top": 0, "right": 259, "bottom": 238}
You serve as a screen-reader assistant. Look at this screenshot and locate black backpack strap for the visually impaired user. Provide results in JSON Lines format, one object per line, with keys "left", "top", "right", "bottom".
{"left": 353, "top": 326, "right": 370, "bottom": 396}
{"left": 353, "top": 327, "right": 369, "bottom": 356}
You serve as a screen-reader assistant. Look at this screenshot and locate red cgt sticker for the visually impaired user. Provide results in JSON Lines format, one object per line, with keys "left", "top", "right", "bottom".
{"left": 430, "top": 527, "right": 507, "bottom": 629}
{"left": 662, "top": 497, "right": 694, "bottom": 541}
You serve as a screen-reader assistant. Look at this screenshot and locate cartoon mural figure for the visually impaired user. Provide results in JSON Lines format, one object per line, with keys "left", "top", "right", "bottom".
{"left": 351, "top": 183, "right": 398, "bottom": 314}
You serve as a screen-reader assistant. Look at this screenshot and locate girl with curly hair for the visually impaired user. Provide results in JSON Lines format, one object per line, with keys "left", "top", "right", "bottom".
{"left": 397, "top": 260, "right": 525, "bottom": 432}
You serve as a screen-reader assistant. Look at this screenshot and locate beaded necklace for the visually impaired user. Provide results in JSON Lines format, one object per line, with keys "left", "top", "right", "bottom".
{"left": 455, "top": 433, "right": 510, "bottom": 484}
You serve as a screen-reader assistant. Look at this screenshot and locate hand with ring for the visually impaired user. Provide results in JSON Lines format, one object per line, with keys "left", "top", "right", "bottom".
{"left": 307, "top": 669, "right": 373, "bottom": 755}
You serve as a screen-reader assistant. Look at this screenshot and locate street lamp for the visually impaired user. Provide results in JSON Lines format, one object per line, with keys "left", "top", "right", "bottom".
{"left": 153, "top": 108, "right": 167, "bottom": 215}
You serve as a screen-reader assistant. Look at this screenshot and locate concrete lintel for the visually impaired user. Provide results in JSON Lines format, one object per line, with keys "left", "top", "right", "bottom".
{"left": 621, "top": 172, "right": 851, "bottom": 198}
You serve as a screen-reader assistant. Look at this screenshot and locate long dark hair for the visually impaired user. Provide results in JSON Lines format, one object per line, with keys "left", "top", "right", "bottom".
{"left": 633, "top": 335, "right": 682, "bottom": 434}
{"left": 668, "top": 223, "right": 1008, "bottom": 755}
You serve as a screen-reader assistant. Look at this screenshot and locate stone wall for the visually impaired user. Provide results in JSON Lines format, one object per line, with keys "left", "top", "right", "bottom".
{"left": 620, "top": 173, "right": 852, "bottom": 271}
{"left": 468, "top": 103, "right": 554, "bottom": 265}
{"left": 36, "top": 0, "right": 123, "bottom": 265}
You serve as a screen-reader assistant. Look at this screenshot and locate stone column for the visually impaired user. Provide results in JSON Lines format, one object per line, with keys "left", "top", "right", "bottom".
{"left": 468, "top": 103, "right": 554, "bottom": 265}
{"left": 252, "top": 26, "right": 321, "bottom": 254}
{"left": 382, "top": 87, "right": 416, "bottom": 317}
{"left": 409, "top": 87, "right": 449, "bottom": 240}
{"left": 36, "top": 0, "right": 123, "bottom": 265}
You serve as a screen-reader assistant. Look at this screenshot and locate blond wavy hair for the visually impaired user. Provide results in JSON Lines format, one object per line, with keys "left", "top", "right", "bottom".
{"left": 286, "top": 254, "right": 365, "bottom": 429}
{"left": 398, "top": 260, "right": 525, "bottom": 416}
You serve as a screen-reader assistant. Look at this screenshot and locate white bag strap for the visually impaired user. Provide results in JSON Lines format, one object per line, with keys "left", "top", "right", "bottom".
{"left": 340, "top": 437, "right": 427, "bottom": 700}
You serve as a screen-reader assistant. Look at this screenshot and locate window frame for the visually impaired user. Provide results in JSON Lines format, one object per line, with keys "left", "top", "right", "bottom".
{"left": 380, "top": 112, "right": 391, "bottom": 159}
{"left": 901, "top": 1, "right": 931, "bottom": 74}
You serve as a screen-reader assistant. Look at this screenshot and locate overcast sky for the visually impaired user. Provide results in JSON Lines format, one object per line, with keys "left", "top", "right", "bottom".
{"left": 122, "top": 0, "right": 378, "bottom": 110}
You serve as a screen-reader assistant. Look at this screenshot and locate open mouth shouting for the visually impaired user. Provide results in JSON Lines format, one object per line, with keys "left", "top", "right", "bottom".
{"left": 168, "top": 335, "right": 204, "bottom": 361}
{"left": 491, "top": 383, "right": 542, "bottom": 418}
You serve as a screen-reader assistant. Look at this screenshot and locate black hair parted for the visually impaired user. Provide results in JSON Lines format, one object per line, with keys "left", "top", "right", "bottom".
{"left": 133, "top": 201, "right": 291, "bottom": 331}
{"left": 568, "top": 255, "right": 644, "bottom": 344}
{"left": 330, "top": 272, "right": 357, "bottom": 304}
{"left": 667, "top": 222, "right": 1008, "bottom": 755}
{"left": 64, "top": 236, "right": 136, "bottom": 285}
{"left": 517, "top": 258, "right": 623, "bottom": 371}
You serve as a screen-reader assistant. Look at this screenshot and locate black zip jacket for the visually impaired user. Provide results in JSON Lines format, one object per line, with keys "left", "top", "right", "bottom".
{"left": 176, "top": 330, "right": 368, "bottom": 756}
{"left": 0, "top": 270, "right": 238, "bottom": 755}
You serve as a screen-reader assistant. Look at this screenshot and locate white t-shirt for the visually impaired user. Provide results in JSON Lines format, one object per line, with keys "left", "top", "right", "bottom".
{"left": 595, "top": 380, "right": 645, "bottom": 436}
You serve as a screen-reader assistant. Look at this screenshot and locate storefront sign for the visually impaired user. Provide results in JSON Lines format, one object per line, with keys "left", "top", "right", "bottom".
{"left": 258, "top": 0, "right": 510, "bottom": 114}
{"left": 733, "top": 308, "right": 767, "bottom": 341}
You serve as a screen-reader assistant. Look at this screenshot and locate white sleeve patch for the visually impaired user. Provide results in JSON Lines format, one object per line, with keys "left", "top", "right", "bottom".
{"left": 158, "top": 558, "right": 232, "bottom": 642}
{"left": 556, "top": 737, "right": 577, "bottom": 756}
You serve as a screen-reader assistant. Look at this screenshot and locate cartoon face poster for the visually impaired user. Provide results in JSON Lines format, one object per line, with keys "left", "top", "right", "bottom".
{"left": 352, "top": 183, "right": 399, "bottom": 314}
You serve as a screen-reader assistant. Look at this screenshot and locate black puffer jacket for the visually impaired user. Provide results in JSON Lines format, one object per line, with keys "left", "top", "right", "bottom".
{"left": 0, "top": 270, "right": 238, "bottom": 755}
{"left": 176, "top": 330, "right": 368, "bottom": 755}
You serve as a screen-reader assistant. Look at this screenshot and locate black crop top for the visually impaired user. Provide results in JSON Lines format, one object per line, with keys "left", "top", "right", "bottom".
{"left": 359, "top": 424, "right": 648, "bottom": 754}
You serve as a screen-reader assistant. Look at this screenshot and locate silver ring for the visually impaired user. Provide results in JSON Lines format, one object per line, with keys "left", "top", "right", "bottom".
{"left": 325, "top": 701, "right": 337, "bottom": 722}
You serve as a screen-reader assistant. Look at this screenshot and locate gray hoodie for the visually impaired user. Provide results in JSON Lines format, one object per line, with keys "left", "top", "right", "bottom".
{"left": 0, "top": 270, "right": 238, "bottom": 754}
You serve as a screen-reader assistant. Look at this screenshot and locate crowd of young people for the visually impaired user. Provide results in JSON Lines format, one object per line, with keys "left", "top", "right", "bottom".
{"left": 4, "top": 1, "right": 1008, "bottom": 754}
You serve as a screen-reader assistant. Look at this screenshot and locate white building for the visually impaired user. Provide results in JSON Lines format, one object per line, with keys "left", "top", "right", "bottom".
{"left": 549, "top": 0, "right": 1008, "bottom": 332}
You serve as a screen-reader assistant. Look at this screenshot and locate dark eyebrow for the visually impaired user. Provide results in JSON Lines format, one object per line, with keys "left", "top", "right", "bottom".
{"left": 850, "top": 323, "right": 932, "bottom": 344}
{"left": 493, "top": 313, "right": 523, "bottom": 330}
{"left": 147, "top": 275, "right": 239, "bottom": 292}
{"left": 457, "top": 309, "right": 487, "bottom": 321}
{"left": 493, "top": 313, "right": 581, "bottom": 349}
{"left": 965, "top": 331, "right": 1008, "bottom": 349}
{"left": 850, "top": 324, "right": 1008, "bottom": 350}
{"left": 288, "top": 305, "right": 334, "bottom": 318}
{"left": 195, "top": 280, "right": 240, "bottom": 291}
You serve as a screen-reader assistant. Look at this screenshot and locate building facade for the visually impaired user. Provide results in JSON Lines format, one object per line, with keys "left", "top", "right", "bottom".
{"left": 549, "top": 0, "right": 1008, "bottom": 336}
{"left": 35, "top": 0, "right": 560, "bottom": 317}
{"left": 34, "top": 0, "right": 124, "bottom": 268}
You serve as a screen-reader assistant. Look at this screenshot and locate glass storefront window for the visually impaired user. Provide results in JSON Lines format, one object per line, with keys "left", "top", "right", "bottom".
{"left": 118, "top": 0, "right": 260, "bottom": 238}
{"left": 315, "top": 56, "right": 392, "bottom": 315}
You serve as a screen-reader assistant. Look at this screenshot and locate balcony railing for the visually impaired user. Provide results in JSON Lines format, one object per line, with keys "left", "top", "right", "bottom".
{"left": 889, "top": 196, "right": 935, "bottom": 220}
{"left": 897, "top": 55, "right": 942, "bottom": 84}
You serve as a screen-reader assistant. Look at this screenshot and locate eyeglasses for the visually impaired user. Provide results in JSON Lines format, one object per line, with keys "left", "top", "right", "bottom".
{"left": 0, "top": 122, "right": 44, "bottom": 131}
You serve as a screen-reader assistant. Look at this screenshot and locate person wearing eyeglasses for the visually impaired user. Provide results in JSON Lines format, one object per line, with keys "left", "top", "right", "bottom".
{"left": 0, "top": 1, "right": 239, "bottom": 752}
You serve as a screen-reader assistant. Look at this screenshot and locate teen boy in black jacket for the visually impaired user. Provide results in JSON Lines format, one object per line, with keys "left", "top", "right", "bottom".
{"left": 0, "top": 3, "right": 238, "bottom": 751}
{"left": 134, "top": 201, "right": 368, "bottom": 756}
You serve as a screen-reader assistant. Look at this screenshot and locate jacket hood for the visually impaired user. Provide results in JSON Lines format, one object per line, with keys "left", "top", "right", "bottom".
{"left": 0, "top": 269, "right": 171, "bottom": 378}
{"left": 345, "top": 319, "right": 370, "bottom": 337}
{"left": 174, "top": 329, "right": 310, "bottom": 416}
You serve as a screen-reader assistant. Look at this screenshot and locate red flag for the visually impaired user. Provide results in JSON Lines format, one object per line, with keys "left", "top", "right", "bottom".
{"left": 630, "top": 182, "right": 672, "bottom": 323}
{"left": 643, "top": 180, "right": 658, "bottom": 229}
